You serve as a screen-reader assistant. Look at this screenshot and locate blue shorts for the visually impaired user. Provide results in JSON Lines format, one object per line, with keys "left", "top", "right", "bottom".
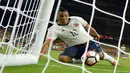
{"left": 59, "top": 41, "right": 103, "bottom": 59}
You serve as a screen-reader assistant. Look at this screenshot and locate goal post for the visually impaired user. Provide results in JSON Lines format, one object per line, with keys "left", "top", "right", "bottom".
{"left": 0, "top": 0, "right": 55, "bottom": 67}
{"left": 31, "top": 0, "right": 55, "bottom": 58}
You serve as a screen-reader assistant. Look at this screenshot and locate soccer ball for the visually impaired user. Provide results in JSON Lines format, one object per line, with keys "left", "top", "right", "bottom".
{"left": 84, "top": 51, "right": 100, "bottom": 66}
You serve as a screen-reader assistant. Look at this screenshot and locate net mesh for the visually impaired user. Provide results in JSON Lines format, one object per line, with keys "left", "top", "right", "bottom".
{"left": 0, "top": 0, "right": 41, "bottom": 54}
{"left": 0, "top": 0, "right": 130, "bottom": 73}
{"left": 0, "top": 0, "right": 42, "bottom": 72}
{"left": 43, "top": 0, "right": 130, "bottom": 73}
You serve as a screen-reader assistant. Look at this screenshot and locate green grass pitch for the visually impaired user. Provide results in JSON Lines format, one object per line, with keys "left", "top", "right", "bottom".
{"left": 1, "top": 50, "right": 130, "bottom": 73}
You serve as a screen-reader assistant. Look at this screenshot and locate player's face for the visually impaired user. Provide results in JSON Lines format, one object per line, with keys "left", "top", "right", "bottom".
{"left": 57, "top": 11, "right": 69, "bottom": 25}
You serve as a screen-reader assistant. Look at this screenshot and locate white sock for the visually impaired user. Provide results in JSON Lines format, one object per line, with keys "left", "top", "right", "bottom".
{"left": 103, "top": 52, "right": 115, "bottom": 63}
{"left": 72, "top": 58, "right": 82, "bottom": 63}
{"left": 0, "top": 44, "right": 2, "bottom": 47}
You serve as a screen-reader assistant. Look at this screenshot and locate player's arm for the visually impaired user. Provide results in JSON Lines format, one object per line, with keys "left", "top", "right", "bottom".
{"left": 75, "top": 16, "right": 100, "bottom": 41}
{"left": 41, "top": 26, "right": 57, "bottom": 54}
{"left": 84, "top": 24, "right": 100, "bottom": 41}
{"left": 41, "top": 39, "right": 53, "bottom": 54}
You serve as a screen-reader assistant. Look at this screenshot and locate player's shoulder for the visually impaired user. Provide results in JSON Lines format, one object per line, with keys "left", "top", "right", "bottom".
{"left": 48, "top": 25, "right": 55, "bottom": 31}
{"left": 70, "top": 16, "right": 85, "bottom": 22}
{"left": 70, "top": 16, "right": 83, "bottom": 20}
{"left": 48, "top": 24, "right": 59, "bottom": 31}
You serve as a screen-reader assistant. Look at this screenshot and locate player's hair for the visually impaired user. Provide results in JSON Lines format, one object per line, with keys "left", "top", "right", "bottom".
{"left": 59, "top": 7, "right": 68, "bottom": 12}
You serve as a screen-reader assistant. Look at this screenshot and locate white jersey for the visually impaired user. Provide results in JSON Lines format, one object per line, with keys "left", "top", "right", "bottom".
{"left": 46, "top": 16, "right": 94, "bottom": 46}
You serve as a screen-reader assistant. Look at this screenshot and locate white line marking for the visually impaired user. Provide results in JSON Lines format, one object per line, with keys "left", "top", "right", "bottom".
{"left": 37, "top": 64, "right": 130, "bottom": 73}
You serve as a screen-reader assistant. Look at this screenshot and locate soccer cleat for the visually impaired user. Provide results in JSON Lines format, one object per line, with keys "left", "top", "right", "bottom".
{"left": 112, "top": 60, "right": 119, "bottom": 66}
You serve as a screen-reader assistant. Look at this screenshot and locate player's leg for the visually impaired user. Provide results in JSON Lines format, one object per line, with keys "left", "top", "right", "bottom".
{"left": 59, "top": 43, "right": 86, "bottom": 63}
{"left": 59, "top": 46, "right": 77, "bottom": 63}
{"left": 102, "top": 51, "right": 119, "bottom": 66}
{"left": 59, "top": 55, "right": 73, "bottom": 63}
{"left": 88, "top": 41, "right": 119, "bottom": 66}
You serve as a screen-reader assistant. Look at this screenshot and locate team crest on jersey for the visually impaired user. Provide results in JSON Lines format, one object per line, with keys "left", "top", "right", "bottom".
{"left": 74, "top": 24, "right": 79, "bottom": 27}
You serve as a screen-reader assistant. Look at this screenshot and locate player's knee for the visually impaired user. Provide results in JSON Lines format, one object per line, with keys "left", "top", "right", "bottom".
{"left": 59, "top": 55, "right": 72, "bottom": 63}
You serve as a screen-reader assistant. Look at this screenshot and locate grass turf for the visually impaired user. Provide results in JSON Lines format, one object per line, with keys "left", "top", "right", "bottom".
{"left": 1, "top": 50, "right": 130, "bottom": 73}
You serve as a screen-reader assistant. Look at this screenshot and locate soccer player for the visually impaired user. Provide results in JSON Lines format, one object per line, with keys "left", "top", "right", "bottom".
{"left": 41, "top": 7, "right": 118, "bottom": 66}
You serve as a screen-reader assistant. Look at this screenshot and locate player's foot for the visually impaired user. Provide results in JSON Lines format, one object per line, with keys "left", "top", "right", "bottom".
{"left": 72, "top": 58, "right": 82, "bottom": 63}
{"left": 111, "top": 60, "right": 119, "bottom": 66}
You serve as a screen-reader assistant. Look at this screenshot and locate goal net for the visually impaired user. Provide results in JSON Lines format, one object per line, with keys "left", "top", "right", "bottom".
{"left": 40, "top": 0, "right": 130, "bottom": 73}
{"left": 0, "top": 0, "right": 54, "bottom": 70}
{"left": 0, "top": 0, "right": 130, "bottom": 73}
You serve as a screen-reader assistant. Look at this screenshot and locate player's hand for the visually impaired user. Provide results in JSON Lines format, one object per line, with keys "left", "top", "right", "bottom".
{"left": 95, "top": 34, "right": 100, "bottom": 41}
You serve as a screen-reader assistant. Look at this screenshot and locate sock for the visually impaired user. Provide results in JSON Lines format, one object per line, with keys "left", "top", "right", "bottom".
{"left": 103, "top": 52, "right": 115, "bottom": 63}
{"left": 72, "top": 58, "right": 82, "bottom": 63}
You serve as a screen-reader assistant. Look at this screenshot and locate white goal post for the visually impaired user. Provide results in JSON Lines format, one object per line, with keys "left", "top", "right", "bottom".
{"left": 0, "top": 0, "right": 54, "bottom": 67}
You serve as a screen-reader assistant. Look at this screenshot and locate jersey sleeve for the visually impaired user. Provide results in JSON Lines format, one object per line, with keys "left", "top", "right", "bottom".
{"left": 76, "top": 16, "right": 88, "bottom": 27}
{"left": 46, "top": 26, "right": 58, "bottom": 40}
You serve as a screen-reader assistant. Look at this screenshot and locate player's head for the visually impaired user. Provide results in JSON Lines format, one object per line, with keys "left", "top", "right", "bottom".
{"left": 57, "top": 7, "right": 69, "bottom": 25}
